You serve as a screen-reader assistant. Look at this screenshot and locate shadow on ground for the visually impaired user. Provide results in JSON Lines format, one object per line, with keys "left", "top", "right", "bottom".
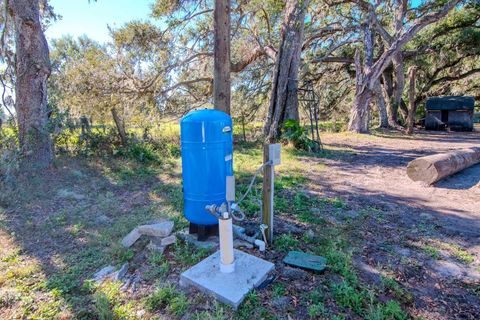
{"left": 0, "top": 155, "right": 184, "bottom": 317}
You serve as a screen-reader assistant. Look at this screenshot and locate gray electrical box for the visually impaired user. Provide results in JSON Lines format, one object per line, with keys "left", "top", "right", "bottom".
{"left": 268, "top": 144, "right": 281, "bottom": 166}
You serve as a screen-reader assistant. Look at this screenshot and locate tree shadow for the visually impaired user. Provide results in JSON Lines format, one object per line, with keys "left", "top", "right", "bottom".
{"left": 434, "top": 163, "right": 480, "bottom": 190}
{"left": 0, "top": 155, "right": 185, "bottom": 318}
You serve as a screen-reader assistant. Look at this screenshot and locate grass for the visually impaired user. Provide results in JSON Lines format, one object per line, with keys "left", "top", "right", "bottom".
{"left": 381, "top": 276, "right": 413, "bottom": 304}
{"left": 143, "top": 252, "right": 170, "bottom": 282}
{"left": 0, "top": 127, "right": 419, "bottom": 319}
{"left": 271, "top": 283, "right": 287, "bottom": 299}
{"left": 332, "top": 281, "right": 365, "bottom": 314}
{"left": 449, "top": 244, "right": 475, "bottom": 264}
{"left": 308, "top": 302, "right": 327, "bottom": 318}
{"left": 423, "top": 240, "right": 476, "bottom": 264}
{"left": 423, "top": 245, "right": 440, "bottom": 259}
{"left": 275, "top": 234, "right": 300, "bottom": 252}
{"left": 171, "top": 240, "right": 211, "bottom": 267}
{"left": 145, "top": 285, "right": 189, "bottom": 317}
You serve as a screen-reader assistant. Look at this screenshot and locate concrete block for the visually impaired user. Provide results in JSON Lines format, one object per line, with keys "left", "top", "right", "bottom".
{"left": 121, "top": 228, "right": 142, "bottom": 248}
{"left": 93, "top": 265, "right": 115, "bottom": 282}
{"left": 180, "top": 250, "right": 274, "bottom": 309}
{"left": 146, "top": 243, "right": 165, "bottom": 253}
{"left": 137, "top": 221, "right": 174, "bottom": 237}
{"left": 160, "top": 235, "right": 176, "bottom": 246}
{"left": 113, "top": 263, "right": 129, "bottom": 281}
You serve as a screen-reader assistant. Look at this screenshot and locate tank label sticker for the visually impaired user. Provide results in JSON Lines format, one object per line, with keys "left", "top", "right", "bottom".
{"left": 225, "top": 154, "right": 232, "bottom": 161}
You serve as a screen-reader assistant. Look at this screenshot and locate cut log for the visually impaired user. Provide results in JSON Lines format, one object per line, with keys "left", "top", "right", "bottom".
{"left": 407, "top": 147, "right": 480, "bottom": 184}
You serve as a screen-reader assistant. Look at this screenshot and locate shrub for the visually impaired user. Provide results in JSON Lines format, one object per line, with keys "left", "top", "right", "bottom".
{"left": 281, "top": 119, "right": 320, "bottom": 152}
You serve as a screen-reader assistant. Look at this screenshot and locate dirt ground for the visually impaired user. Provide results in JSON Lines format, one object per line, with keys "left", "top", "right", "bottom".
{"left": 1, "top": 129, "right": 479, "bottom": 319}
{"left": 304, "top": 129, "right": 480, "bottom": 319}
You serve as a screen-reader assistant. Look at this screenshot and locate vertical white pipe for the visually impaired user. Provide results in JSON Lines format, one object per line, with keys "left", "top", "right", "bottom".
{"left": 219, "top": 213, "right": 235, "bottom": 273}
{"left": 268, "top": 164, "right": 274, "bottom": 241}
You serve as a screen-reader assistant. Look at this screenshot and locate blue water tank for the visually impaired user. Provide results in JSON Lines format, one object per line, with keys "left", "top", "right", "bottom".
{"left": 180, "top": 109, "right": 233, "bottom": 225}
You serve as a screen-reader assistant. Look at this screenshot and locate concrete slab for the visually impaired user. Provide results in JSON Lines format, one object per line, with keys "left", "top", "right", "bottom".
{"left": 180, "top": 249, "right": 275, "bottom": 309}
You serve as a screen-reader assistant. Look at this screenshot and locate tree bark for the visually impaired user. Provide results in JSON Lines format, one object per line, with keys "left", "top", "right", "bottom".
{"left": 407, "top": 148, "right": 480, "bottom": 184}
{"left": 349, "top": 88, "right": 373, "bottom": 133}
{"left": 406, "top": 66, "right": 416, "bottom": 135}
{"left": 213, "top": 0, "right": 231, "bottom": 114}
{"left": 264, "top": 0, "right": 309, "bottom": 142}
{"left": 374, "top": 82, "right": 388, "bottom": 128}
{"left": 392, "top": 52, "right": 405, "bottom": 122}
{"left": 348, "top": 49, "right": 372, "bottom": 133}
{"left": 111, "top": 107, "right": 127, "bottom": 145}
{"left": 381, "top": 71, "right": 398, "bottom": 127}
{"left": 348, "top": 16, "right": 375, "bottom": 133}
{"left": 10, "top": 0, "right": 53, "bottom": 170}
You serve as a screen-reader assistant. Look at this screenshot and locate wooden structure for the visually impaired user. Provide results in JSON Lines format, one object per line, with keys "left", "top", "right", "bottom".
{"left": 407, "top": 147, "right": 480, "bottom": 184}
{"left": 425, "top": 96, "right": 475, "bottom": 131}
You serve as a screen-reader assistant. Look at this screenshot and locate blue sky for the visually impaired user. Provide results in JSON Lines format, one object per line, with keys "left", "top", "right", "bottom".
{"left": 46, "top": 0, "right": 425, "bottom": 44}
{"left": 46, "top": 0, "right": 155, "bottom": 43}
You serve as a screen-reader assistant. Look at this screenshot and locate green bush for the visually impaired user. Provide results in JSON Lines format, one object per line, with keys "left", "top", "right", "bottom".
{"left": 118, "top": 142, "right": 160, "bottom": 163}
{"left": 281, "top": 119, "right": 320, "bottom": 152}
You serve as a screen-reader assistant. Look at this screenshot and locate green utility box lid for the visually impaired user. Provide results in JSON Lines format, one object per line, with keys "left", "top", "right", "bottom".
{"left": 283, "top": 251, "right": 327, "bottom": 273}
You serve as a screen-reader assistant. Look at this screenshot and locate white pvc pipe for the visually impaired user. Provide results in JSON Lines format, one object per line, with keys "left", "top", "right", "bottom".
{"left": 219, "top": 212, "right": 235, "bottom": 273}
{"left": 254, "top": 239, "right": 266, "bottom": 252}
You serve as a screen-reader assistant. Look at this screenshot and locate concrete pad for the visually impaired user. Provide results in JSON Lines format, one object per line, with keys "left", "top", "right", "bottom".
{"left": 180, "top": 249, "right": 274, "bottom": 309}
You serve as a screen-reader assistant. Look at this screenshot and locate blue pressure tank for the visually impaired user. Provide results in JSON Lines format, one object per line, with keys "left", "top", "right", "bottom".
{"left": 180, "top": 109, "right": 233, "bottom": 225}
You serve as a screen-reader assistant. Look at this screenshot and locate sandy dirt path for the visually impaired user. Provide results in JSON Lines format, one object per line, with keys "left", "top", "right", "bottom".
{"left": 306, "top": 130, "right": 480, "bottom": 237}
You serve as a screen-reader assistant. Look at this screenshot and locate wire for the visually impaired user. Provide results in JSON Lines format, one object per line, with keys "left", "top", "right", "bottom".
{"left": 237, "top": 160, "right": 272, "bottom": 205}
{"left": 231, "top": 207, "right": 246, "bottom": 221}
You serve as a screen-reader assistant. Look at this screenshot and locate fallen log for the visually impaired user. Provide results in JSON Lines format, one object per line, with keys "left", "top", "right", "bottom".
{"left": 406, "top": 147, "right": 480, "bottom": 184}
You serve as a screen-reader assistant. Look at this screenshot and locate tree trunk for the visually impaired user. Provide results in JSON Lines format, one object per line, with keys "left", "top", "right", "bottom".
{"left": 407, "top": 148, "right": 480, "bottom": 184}
{"left": 10, "top": 0, "right": 53, "bottom": 170}
{"left": 348, "top": 15, "right": 375, "bottom": 133}
{"left": 347, "top": 14, "right": 376, "bottom": 134}
{"left": 264, "top": 0, "right": 309, "bottom": 142}
{"left": 392, "top": 52, "right": 405, "bottom": 123}
{"left": 111, "top": 108, "right": 127, "bottom": 145}
{"left": 213, "top": 0, "right": 231, "bottom": 114}
{"left": 348, "top": 88, "right": 373, "bottom": 133}
{"left": 406, "top": 66, "right": 417, "bottom": 135}
{"left": 382, "top": 71, "right": 398, "bottom": 127}
{"left": 374, "top": 82, "right": 389, "bottom": 128}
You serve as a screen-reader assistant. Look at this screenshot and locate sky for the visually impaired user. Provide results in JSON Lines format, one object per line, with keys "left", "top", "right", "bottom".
{"left": 45, "top": 0, "right": 155, "bottom": 43}
{"left": 46, "top": 0, "right": 425, "bottom": 44}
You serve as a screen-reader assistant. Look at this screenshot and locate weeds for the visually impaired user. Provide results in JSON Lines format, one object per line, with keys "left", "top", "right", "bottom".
{"left": 171, "top": 240, "right": 211, "bottom": 267}
{"left": 272, "top": 283, "right": 287, "bottom": 299}
{"left": 94, "top": 293, "right": 114, "bottom": 320}
{"left": 308, "top": 302, "right": 326, "bottom": 318}
{"left": 449, "top": 244, "right": 475, "bottom": 264}
{"left": 381, "top": 276, "right": 413, "bottom": 304}
{"left": 332, "top": 281, "right": 364, "bottom": 314}
{"left": 423, "top": 245, "right": 440, "bottom": 259}
{"left": 364, "top": 300, "right": 408, "bottom": 320}
{"left": 275, "top": 234, "right": 300, "bottom": 252}
{"left": 143, "top": 252, "right": 170, "bottom": 282}
{"left": 145, "top": 285, "right": 189, "bottom": 317}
